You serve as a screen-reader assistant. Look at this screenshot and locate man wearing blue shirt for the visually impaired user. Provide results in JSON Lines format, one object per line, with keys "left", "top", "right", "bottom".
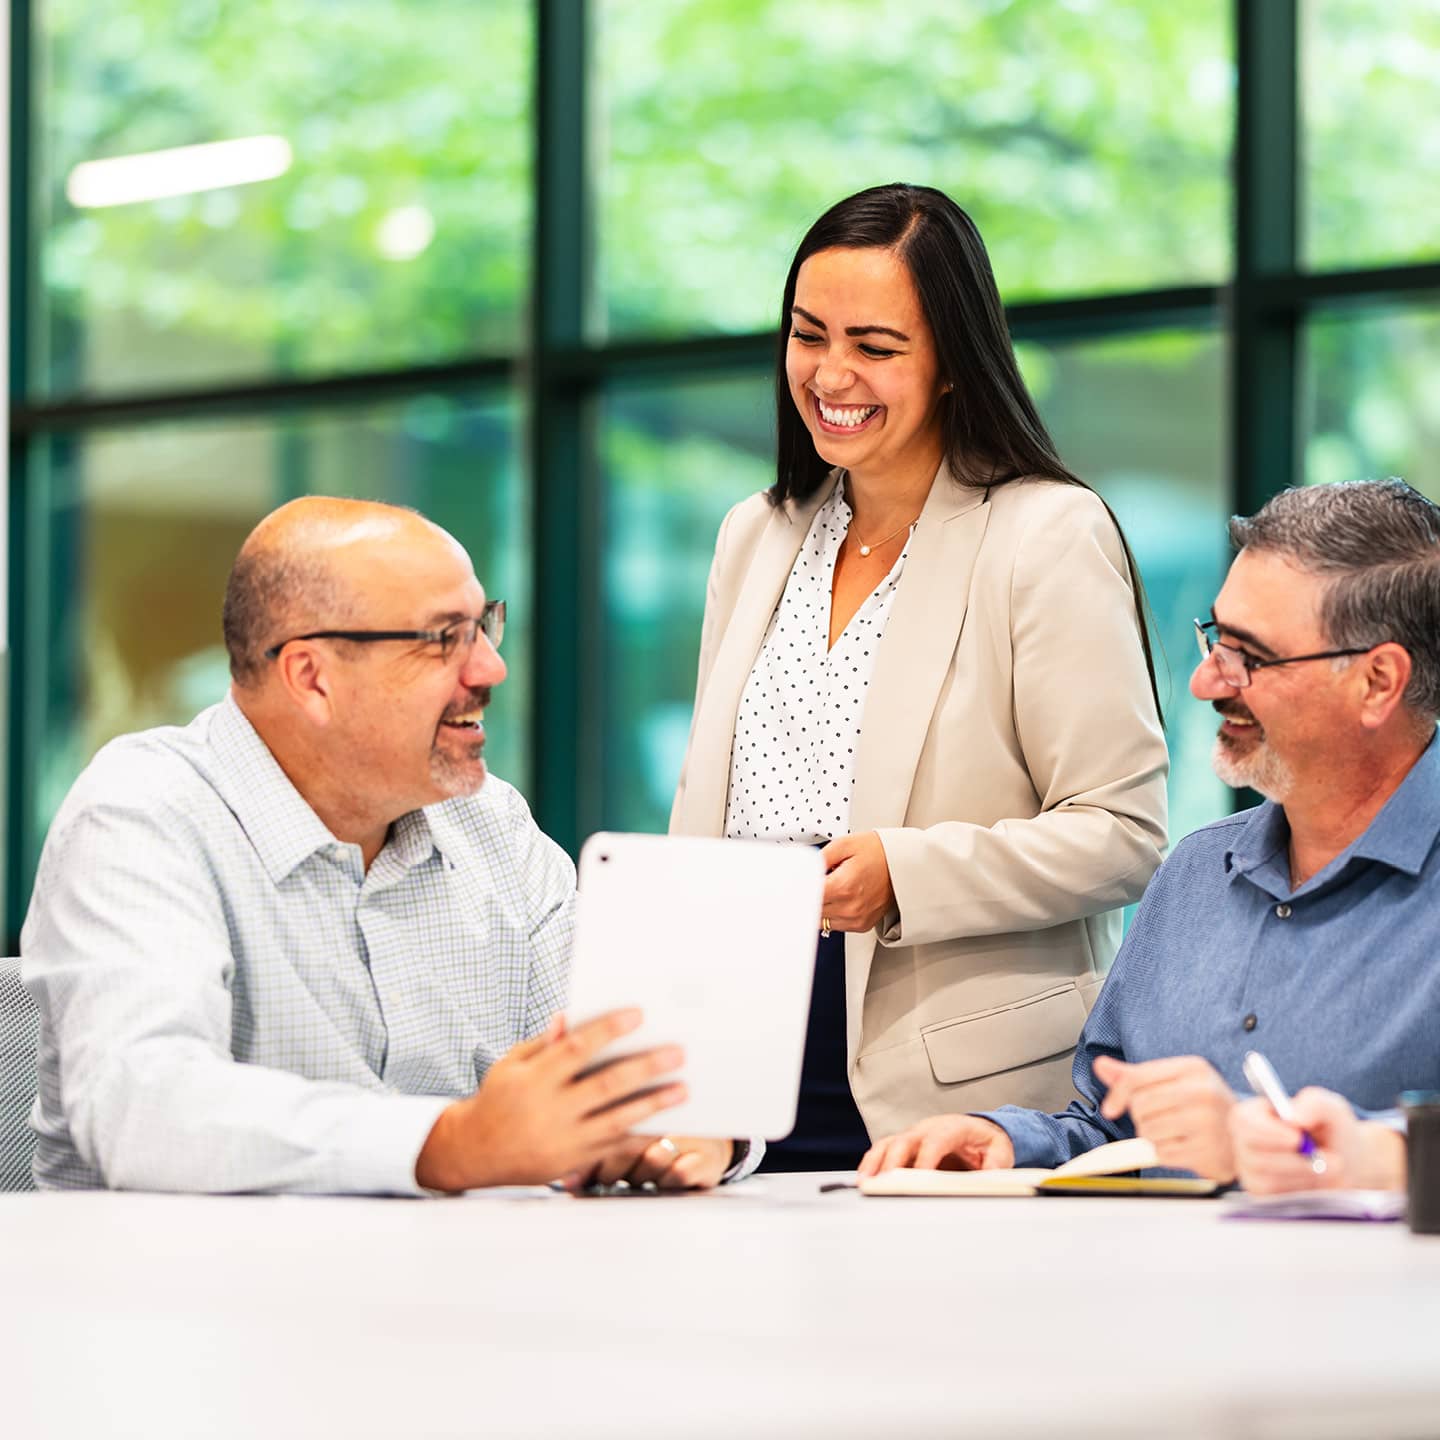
{"left": 860, "top": 478, "right": 1440, "bottom": 1183}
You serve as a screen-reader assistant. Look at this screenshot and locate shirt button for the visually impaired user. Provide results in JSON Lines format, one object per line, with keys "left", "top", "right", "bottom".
{"left": 1275, "top": 903, "right": 1292, "bottom": 919}
{"left": 1243, "top": 1013, "right": 1258, "bottom": 1032}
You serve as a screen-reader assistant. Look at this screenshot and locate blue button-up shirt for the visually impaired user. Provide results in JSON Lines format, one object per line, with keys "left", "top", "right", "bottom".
{"left": 985, "top": 735, "right": 1440, "bottom": 1168}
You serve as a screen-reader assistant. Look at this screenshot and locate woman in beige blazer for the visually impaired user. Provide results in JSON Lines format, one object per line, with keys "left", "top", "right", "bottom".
{"left": 671, "top": 184, "right": 1168, "bottom": 1170}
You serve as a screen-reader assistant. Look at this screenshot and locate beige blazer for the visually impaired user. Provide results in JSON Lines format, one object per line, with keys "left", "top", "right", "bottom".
{"left": 670, "top": 467, "right": 1169, "bottom": 1138}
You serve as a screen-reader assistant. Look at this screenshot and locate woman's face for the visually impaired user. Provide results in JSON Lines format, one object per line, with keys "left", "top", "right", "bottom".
{"left": 785, "top": 245, "right": 947, "bottom": 486}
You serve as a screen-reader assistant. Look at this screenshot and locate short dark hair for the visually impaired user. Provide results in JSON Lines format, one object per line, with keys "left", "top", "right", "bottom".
{"left": 1230, "top": 479, "right": 1440, "bottom": 721}
{"left": 222, "top": 542, "right": 348, "bottom": 687}
{"left": 770, "top": 182, "right": 1159, "bottom": 713}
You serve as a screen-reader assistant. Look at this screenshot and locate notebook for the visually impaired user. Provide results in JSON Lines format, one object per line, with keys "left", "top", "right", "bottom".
{"left": 860, "top": 1136, "right": 1217, "bottom": 1197}
{"left": 1220, "top": 1188, "right": 1406, "bottom": 1222}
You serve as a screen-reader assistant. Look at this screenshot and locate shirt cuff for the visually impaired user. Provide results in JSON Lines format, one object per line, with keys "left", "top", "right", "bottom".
{"left": 972, "top": 1106, "right": 1065, "bottom": 1170}
{"left": 721, "top": 1136, "right": 765, "bottom": 1183}
{"left": 340, "top": 1092, "right": 454, "bottom": 1196}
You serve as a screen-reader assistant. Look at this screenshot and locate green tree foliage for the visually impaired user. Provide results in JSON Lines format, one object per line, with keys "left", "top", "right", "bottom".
{"left": 39, "top": 0, "right": 531, "bottom": 393}
{"left": 1303, "top": 0, "right": 1440, "bottom": 271}
{"left": 596, "top": 0, "right": 1232, "bottom": 336}
{"left": 1301, "top": 0, "right": 1440, "bottom": 504}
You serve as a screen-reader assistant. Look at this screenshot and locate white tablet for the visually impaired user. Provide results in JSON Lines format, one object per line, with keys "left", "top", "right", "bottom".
{"left": 566, "top": 832, "right": 825, "bottom": 1139}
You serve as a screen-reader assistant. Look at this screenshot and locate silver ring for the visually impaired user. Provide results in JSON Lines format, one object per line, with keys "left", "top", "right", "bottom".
{"left": 656, "top": 1137, "right": 680, "bottom": 1159}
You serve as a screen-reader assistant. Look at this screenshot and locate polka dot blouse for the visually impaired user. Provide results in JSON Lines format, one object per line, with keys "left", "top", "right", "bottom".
{"left": 723, "top": 483, "right": 913, "bottom": 844}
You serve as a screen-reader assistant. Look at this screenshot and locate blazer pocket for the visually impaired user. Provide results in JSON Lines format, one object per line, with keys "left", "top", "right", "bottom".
{"left": 919, "top": 983, "right": 1089, "bottom": 1086}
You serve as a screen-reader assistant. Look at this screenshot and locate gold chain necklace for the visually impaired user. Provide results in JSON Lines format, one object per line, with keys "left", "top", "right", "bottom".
{"left": 849, "top": 514, "right": 919, "bottom": 557}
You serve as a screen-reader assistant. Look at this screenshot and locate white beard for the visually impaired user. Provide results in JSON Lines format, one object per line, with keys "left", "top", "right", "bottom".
{"left": 1210, "top": 732, "right": 1296, "bottom": 802}
{"left": 429, "top": 741, "right": 487, "bottom": 798}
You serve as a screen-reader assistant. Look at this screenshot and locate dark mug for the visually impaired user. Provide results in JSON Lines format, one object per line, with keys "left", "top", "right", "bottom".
{"left": 1401, "top": 1091, "right": 1440, "bottom": 1235}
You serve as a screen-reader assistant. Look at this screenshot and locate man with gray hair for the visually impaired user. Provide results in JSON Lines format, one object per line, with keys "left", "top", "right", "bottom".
{"left": 862, "top": 478, "right": 1440, "bottom": 1182}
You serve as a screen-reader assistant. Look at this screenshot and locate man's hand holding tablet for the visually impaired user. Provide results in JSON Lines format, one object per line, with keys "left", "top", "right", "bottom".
{"left": 578, "top": 1133, "right": 737, "bottom": 1190}
{"left": 414, "top": 1008, "right": 689, "bottom": 1193}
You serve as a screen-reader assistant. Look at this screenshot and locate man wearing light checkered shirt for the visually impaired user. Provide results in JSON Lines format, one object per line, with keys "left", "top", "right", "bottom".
{"left": 23, "top": 498, "right": 751, "bottom": 1195}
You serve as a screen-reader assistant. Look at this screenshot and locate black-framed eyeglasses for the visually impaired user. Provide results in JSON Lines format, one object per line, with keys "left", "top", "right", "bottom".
{"left": 264, "top": 599, "right": 505, "bottom": 663}
{"left": 1193, "top": 616, "right": 1373, "bottom": 690}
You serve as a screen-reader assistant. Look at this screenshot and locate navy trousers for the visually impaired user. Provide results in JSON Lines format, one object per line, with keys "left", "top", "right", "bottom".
{"left": 758, "top": 926, "right": 871, "bottom": 1172}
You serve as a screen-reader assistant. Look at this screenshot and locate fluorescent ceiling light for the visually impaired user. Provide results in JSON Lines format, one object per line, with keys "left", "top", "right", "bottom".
{"left": 66, "top": 135, "right": 293, "bottom": 209}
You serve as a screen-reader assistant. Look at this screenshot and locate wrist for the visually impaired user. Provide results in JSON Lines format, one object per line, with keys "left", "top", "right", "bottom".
{"left": 1356, "top": 1124, "right": 1408, "bottom": 1191}
{"left": 416, "top": 1100, "right": 486, "bottom": 1193}
{"left": 719, "top": 1139, "right": 744, "bottom": 1181}
{"left": 983, "top": 1125, "right": 1015, "bottom": 1169}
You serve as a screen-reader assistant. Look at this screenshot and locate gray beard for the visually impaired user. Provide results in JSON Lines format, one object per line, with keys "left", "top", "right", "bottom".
{"left": 1210, "top": 733, "right": 1295, "bottom": 802}
{"left": 429, "top": 742, "right": 487, "bottom": 799}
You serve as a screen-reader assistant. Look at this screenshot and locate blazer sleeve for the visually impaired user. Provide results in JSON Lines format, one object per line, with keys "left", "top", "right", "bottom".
{"left": 875, "top": 489, "right": 1169, "bottom": 946}
{"left": 669, "top": 500, "right": 741, "bottom": 833}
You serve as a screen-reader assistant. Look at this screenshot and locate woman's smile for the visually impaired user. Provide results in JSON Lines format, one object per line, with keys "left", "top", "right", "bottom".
{"left": 812, "top": 393, "right": 883, "bottom": 435}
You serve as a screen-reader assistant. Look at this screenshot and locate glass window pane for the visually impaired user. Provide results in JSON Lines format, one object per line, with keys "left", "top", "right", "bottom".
{"left": 35, "top": 0, "right": 531, "bottom": 396}
{"left": 602, "top": 333, "right": 1229, "bottom": 848}
{"left": 601, "top": 374, "right": 772, "bottom": 832}
{"left": 1303, "top": 306, "right": 1440, "bottom": 500}
{"left": 1303, "top": 0, "right": 1440, "bottom": 271}
{"left": 1017, "top": 329, "right": 1229, "bottom": 845}
{"left": 20, "top": 394, "right": 528, "bottom": 895}
{"left": 595, "top": 0, "right": 1232, "bottom": 338}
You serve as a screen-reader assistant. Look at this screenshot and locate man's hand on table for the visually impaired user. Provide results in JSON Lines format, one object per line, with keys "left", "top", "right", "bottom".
{"left": 577, "top": 1135, "right": 737, "bottom": 1191}
{"left": 858, "top": 1115, "right": 1015, "bottom": 1175}
{"left": 1095, "top": 1054, "right": 1237, "bottom": 1181}
{"left": 415, "top": 1008, "right": 687, "bottom": 1193}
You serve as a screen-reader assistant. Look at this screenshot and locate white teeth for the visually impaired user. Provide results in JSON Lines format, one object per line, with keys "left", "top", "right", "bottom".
{"left": 445, "top": 711, "right": 484, "bottom": 727}
{"left": 817, "top": 399, "right": 879, "bottom": 428}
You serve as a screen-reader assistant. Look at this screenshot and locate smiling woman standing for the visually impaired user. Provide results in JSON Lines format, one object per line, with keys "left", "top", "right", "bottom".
{"left": 670, "top": 184, "right": 1170, "bottom": 1171}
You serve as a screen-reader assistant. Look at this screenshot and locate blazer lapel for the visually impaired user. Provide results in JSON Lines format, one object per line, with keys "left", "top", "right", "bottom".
{"left": 678, "top": 477, "right": 839, "bottom": 836}
{"left": 849, "top": 471, "right": 990, "bottom": 833}
{"left": 845, "top": 470, "right": 992, "bottom": 1046}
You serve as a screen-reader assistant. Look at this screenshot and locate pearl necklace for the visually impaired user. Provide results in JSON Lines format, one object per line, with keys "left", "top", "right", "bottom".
{"left": 850, "top": 514, "right": 919, "bottom": 557}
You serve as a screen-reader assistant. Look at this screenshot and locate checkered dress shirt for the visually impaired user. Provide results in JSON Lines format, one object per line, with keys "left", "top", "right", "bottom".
{"left": 22, "top": 695, "right": 574, "bottom": 1195}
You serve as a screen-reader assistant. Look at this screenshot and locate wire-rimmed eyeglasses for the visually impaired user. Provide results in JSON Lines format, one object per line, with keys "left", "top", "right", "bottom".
{"left": 264, "top": 599, "right": 505, "bottom": 663}
{"left": 1193, "top": 616, "right": 1372, "bottom": 690}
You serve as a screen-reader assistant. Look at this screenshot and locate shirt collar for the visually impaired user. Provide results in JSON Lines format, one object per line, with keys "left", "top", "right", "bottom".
{"left": 208, "top": 694, "right": 445, "bottom": 884}
{"left": 820, "top": 462, "right": 989, "bottom": 529}
{"left": 1225, "top": 731, "right": 1440, "bottom": 886}
{"left": 384, "top": 807, "right": 446, "bottom": 874}
{"left": 1222, "top": 801, "right": 1288, "bottom": 883}
{"left": 1346, "top": 731, "right": 1440, "bottom": 875}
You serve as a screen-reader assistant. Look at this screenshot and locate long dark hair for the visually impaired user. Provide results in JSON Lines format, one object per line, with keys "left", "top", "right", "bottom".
{"left": 770, "top": 182, "right": 1162, "bottom": 717}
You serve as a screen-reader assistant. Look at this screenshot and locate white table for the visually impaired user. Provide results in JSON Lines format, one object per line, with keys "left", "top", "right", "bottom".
{"left": 4, "top": 1175, "right": 1439, "bottom": 1439}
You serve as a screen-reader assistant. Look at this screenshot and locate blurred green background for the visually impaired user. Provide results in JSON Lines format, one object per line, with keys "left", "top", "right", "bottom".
{"left": 7, "top": 0, "right": 1439, "bottom": 942}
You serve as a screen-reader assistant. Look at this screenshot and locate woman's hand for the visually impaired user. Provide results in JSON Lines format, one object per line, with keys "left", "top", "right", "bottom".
{"left": 860, "top": 1116, "right": 1015, "bottom": 1175}
{"left": 819, "top": 831, "right": 896, "bottom": 933}
{"left": 1230, "top": 1088, "right": 1406, "bottom": 1195}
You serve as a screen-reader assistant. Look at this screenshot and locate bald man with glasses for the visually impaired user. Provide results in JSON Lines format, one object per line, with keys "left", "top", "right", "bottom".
{"left": 22, "top": 497, "right": 746, "bottom": 1195}
{"left": 862, "top": 479, "right": 1440, "bottom": 1184}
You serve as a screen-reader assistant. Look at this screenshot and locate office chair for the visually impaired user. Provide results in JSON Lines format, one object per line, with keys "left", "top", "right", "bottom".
{"left": 0, "top": 957, "right": 39, "bottom": 1191}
